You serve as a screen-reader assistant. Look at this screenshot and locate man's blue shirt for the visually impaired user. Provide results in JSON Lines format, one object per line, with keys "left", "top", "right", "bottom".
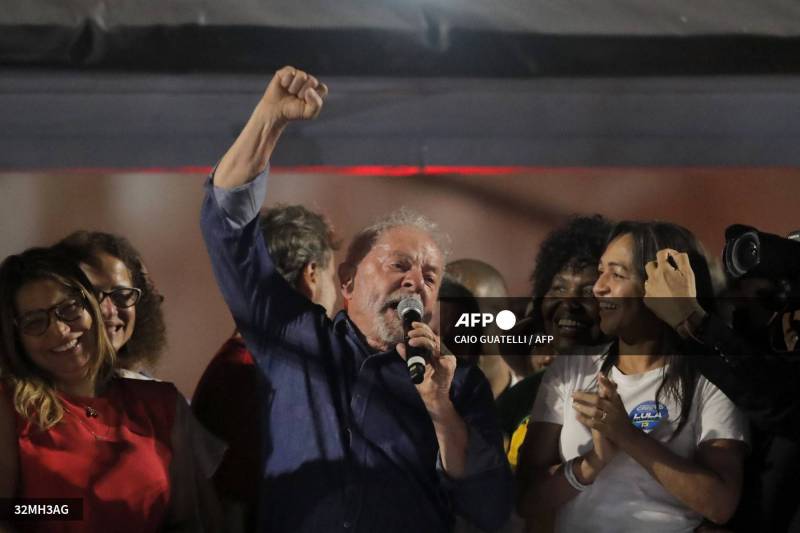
{"left": 200, "top": 172, "right": 512, "bottom": 532}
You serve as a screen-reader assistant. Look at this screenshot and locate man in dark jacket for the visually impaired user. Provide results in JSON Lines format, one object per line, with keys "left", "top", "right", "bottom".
{"left": 200, "top": 66, "right": 512, "bottom": 533}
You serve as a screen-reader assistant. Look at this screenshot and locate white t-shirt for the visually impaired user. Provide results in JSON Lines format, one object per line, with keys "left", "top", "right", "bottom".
{"left": 531, "top": 355, "right": 748, "bottom": 533}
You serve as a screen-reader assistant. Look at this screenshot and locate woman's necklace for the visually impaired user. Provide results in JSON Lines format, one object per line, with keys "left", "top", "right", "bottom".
{"left": 63, "top": 404, "right": 113, "bottom": 441}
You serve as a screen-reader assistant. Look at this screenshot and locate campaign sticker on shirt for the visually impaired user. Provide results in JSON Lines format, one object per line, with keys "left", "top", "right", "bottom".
{"left": 629, "top": 401, "right": 669, "bottom": 433}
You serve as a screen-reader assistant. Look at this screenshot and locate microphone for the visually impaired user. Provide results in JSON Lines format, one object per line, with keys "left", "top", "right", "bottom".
{"left": 397, "top": 295, "right": 428, "bottom": 384}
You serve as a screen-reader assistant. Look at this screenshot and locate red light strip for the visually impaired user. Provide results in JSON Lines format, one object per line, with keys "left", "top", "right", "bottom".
{"left": 15, "top": 165, "right": 535, "bottom": 176}
{"left": 6, "top": 165, "right": 796, "bottom": 175}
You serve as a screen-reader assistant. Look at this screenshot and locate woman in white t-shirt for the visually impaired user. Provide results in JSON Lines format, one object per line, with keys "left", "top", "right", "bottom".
{"left": 516, "top": 221, "right": 748, "bottom": 533}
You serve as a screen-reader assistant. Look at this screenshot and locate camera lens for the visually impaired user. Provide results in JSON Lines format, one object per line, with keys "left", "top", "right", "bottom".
{"left": 731, "top": 233, "right": 759, "bottom": 277}
{"left": 724, "top": 224, "right": 800, "bottom": 285}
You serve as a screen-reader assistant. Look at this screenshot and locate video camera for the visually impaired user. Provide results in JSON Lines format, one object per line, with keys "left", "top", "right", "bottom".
{"left": 723, "top": 224, "right": 800, "bottom": 313}
{"left": 724, "top": 225, "right": 800, "bottom": 280}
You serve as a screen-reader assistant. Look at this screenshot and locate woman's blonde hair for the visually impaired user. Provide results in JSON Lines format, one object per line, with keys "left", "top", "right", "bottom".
{"left": 0, "top": 247, "right": 115, "bottom": 430}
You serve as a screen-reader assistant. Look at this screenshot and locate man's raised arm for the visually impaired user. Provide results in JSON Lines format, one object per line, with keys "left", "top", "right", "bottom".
{"left": 200, "top": 67, "right": 327, "bottom": 356}
{"left": 214, "top": 66, "right": 327, "bottom": 189}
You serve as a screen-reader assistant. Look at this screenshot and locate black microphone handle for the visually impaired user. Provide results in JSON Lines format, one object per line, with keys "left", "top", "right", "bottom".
{"left": 407, "top": 344, "right": 428, "bottom": 384}
{"left": 403, "top": 312, "right": 428, "bottom": 384}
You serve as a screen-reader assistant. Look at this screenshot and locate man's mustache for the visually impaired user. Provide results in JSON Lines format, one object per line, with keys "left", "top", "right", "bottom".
{"left": 379, "top": 293, "right": 423, "bottom": 315}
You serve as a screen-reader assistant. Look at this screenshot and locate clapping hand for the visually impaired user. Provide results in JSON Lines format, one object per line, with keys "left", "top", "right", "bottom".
{"left": 573, "top": 374, "right": 636, "bottom": 447}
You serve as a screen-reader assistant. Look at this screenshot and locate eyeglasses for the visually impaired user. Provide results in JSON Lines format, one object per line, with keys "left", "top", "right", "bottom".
{"left": 96, "top": 287, "right": 142, "bottom": 309}
{"left": 15, "top": 299, "right": 87, "bottom": 337}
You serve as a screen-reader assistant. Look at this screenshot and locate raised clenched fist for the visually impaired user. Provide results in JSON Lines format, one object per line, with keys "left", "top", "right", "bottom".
{"left": 261, "top": 66, "right": 328, "bottom": 124}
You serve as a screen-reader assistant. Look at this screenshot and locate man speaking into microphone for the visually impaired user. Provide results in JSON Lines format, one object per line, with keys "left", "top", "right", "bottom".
{"left": 200, "top": 66, "right": 511, "bottom": 533}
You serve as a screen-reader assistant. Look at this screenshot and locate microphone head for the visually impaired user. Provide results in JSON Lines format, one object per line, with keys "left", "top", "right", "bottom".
{"left": 397, "top": 294, "right": 424, "bottom": 322}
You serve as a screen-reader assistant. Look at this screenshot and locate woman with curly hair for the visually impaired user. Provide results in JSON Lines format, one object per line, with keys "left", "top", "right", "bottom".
{"left": 498, "top": 215, "right": 611, "bottom": 461}
{"left": 0, "top": 247, "right": 218, "bottom": 532}
{"left": 55, "top": 231, "right": 166, "bottom": 378}
{"left": 527, "top": 214, "right": 612, "bottom": 362}
{"left": 517, "top": 221, "right": 748, "bottom": 533}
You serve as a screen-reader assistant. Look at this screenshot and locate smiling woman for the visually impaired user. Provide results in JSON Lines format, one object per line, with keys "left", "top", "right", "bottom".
{"left": 517, "top": 220, "right": 749, "bottom": 533}
{"left": 530, "top": 215, "right": 612, "bottom": 358}
{"left": 0, "top": 247, "right": 220, "bottom": 533}
{"left": 55, "top": 231, "right": 167, "bottom": 377}
{"left": 498, "top": 215, "right": 612, "bottom": 495}
{"left": 15, "top": 279, "right": 101, "bottom": 398}
{"left": 0, "top": 250, "right": 114, "bottom": 425}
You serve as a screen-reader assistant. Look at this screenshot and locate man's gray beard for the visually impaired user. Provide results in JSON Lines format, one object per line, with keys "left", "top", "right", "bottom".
{"left": 375, "top": 312, "right": 405, "bottom": 346}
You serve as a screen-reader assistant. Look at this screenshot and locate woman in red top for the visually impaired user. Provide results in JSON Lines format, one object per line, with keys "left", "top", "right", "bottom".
{"left": 0, "top": 247, "right": 216, "bottom": 532}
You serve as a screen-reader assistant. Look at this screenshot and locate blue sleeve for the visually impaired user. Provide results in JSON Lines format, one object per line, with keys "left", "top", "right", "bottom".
{"left": 440, "top": 366, "right": 513, "bottom": 531}
{"left": 199, "top": 171, "right": 327, "bottom": 363}
{"left": 212, "top": 168, "right": 269, "bottom": 229}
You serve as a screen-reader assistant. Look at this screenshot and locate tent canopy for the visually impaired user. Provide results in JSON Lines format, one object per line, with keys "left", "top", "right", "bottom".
{"left": 3, "top": 1, "right": 800, "bottom": 75}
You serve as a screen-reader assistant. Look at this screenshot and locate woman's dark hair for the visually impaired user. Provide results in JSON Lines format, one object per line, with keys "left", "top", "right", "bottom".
{"left": 529, "top": 215, "right": 612, "bottom": 330}
{"left": 599, "top": 220, "right": 715, "bottom": 439}
{"left": 55, "top": 231, "right": 166, "bottom": 370}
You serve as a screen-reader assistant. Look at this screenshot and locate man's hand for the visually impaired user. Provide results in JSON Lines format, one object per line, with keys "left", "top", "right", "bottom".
{"left": 260, "top": 66, "right": 328, "bottom": 126}
{"left": 214, "top": 66, "right": 328, "bottom": 189}
{"left": 397, "top": 322, "right": 467, "bottom": 478}
{"left": 643, "top": 248, "right": 706, "bottom": 330}
{"left": 396, "top": 321, "right": 456, "bottom": 405}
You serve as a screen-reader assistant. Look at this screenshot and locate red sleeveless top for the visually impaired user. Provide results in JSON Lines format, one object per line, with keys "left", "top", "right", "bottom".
{"left": 12, "top": 378, "right": 178, "bottom": 532}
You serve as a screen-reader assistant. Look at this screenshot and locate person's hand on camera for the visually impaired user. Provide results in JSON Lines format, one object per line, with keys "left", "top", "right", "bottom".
{"left": 782, "top": 310, "right": 800, "bottom": 351}
{"left": 644, "top": 248, "right": 706, "bottom": 330}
